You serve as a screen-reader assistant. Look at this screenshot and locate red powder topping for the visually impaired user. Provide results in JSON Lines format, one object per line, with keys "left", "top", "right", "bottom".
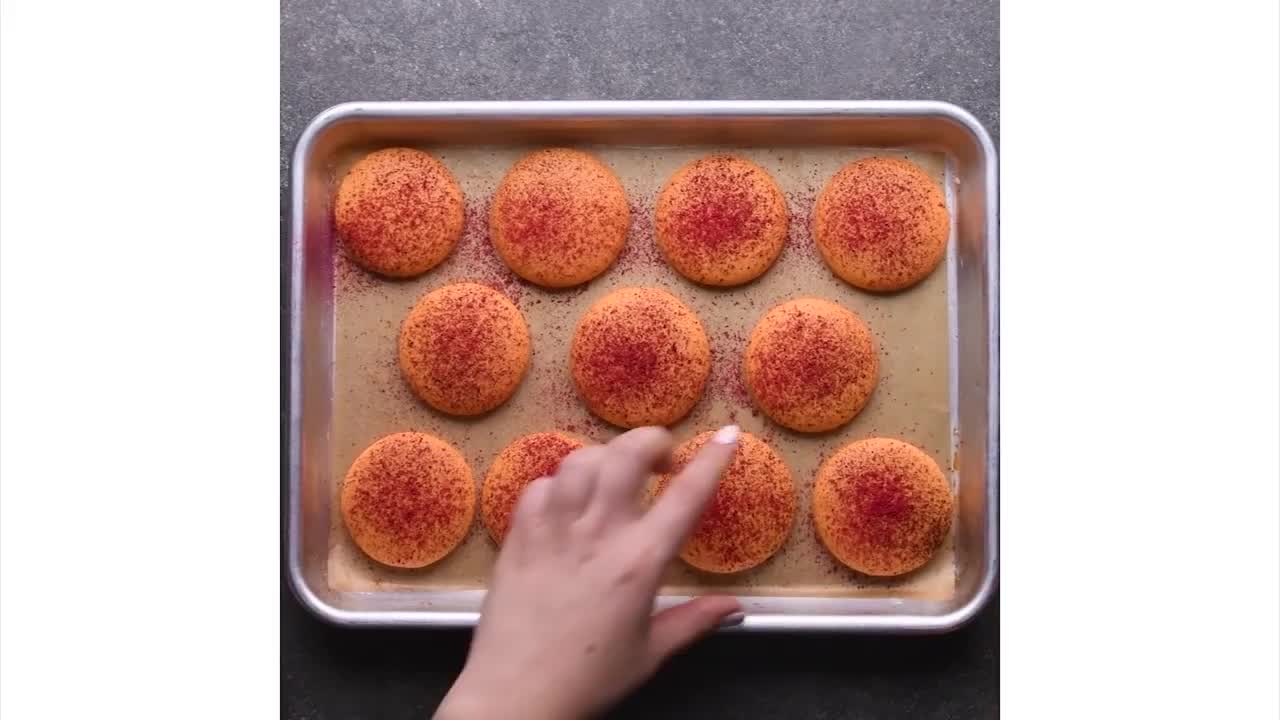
{"left": 614, "top": 200, "right": 663, "bottom": 273}
{"left": 668, "top": 175, "right": 762, "bottom": 252}
{"left": 813, "top": 156, "right": 948, "bottom": 290}
{"left": 832, "top": 178, "right": 927, "bottom": 255}
{"left": 780, "top": 188, "right": 819, "bottom": 262}
{"left": 582, "top": 333, "right": 660, "bottom": 392}
{"left": 341, "top": 433, "right": 474, "bottom": 568}
{"left": 570, "top": 288, "right": 710, "bottom": 427}
{"left": 838, "top": 471, "right": 913, "bottom": 547}
{"left": 399, "top": 283, "right": 530, "bottom": 416}
{"left": 517, "top": 434, "right": 579, "bottom": 479}
{"left": 333, "top": 147, "right": 464, "bottom": 277}
{"left": 490, "top": 148, "right": 629, "bottom": 287}
{"left": 656, "top": 155, "right": 788, "bottom": 285}
{"left": 754, "top": 311, "right": 859, "bottom": 410}
{"left": 855, "top": 473, "right": 910, "bottom": 518}
{"left": 813, "top": 438, "right": 953, "bottom": 577}
{"left": 744, "top": 298, "right": 878, "bottom": 432}
{"left": 333, "top": 250, "right": 379, "bottom": 296}
{"left": 499, "top": 195, "right": 568, "bottom": 251}
{"left": 706, "top": 322, "right": 753, "bottom": 412}
{"left": 444, "top": 198, "right": 526, "bottom": 304}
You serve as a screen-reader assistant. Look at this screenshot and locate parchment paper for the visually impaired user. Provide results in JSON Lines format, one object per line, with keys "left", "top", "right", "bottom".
{"left": 326, "top": 144, "right": 955, "bottom": 600}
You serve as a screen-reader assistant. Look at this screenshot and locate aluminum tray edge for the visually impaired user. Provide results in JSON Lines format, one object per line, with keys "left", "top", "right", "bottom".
{"left": 286, "top": 100, "right": 999, "bottom": 632}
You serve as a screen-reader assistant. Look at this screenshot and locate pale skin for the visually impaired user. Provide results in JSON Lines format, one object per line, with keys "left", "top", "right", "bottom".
{"left": 435, "top": 425, "right": 743, "bottom": 720}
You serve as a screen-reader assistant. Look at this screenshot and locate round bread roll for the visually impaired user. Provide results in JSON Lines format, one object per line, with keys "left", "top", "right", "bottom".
{"left": 334, "top": 147, "right": 465, "bottom": 278}
{"left": 399, "top": 282, "right": 530, "bottom": 416}
{"left": 340, "top": 432, "right": 475, "bottom": 568}
{"left": 655, "top": 154, "right": 788, "bottom": 286}
{"left": 812, "top": 438, "right": 953, "bottom": 576}
{"left": 490, "top": 148, "right": 630, "bottom": 288}
{"left": 743, "top": 298, "right": 878, "bottom": 433}
{"left": 570, "top": 287, "right": 711, "bottom": 428}
{"left": 813, "top": 156, "right": 949, "bottom": 291}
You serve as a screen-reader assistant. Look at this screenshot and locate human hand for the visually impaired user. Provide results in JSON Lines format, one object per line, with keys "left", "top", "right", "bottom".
{"left": 435, "top": 425, "right": 743, "bottom": 720}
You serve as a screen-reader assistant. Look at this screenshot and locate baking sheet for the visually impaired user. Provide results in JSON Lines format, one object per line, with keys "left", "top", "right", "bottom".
{"left": 325, "top": 144, "right": 955, "bottom": 600}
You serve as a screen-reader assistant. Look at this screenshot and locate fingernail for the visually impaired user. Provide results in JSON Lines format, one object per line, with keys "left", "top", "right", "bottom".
{"left": 712, "top": 424, "right": 740, "bottom": 446}
{"left": 718, "top": 611, "right": 746, "bottom": 628}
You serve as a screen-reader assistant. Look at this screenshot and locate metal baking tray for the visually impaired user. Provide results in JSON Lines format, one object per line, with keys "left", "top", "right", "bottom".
{"left": 288, "top": 100, "right": 998, "bottom": 632}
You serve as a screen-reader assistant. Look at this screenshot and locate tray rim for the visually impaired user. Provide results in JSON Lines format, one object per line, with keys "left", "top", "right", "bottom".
{"left": 287, "top": 99, "right": 999, "bottom": 633}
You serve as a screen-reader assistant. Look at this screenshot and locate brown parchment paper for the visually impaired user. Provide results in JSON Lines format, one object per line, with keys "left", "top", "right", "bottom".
{"left": 326, "top": 144, "right": 955, "bottom": 600}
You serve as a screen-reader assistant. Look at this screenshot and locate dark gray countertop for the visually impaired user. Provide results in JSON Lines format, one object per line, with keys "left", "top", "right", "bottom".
{"left": 281, "top": 1, "right": 998, "bottom": 717}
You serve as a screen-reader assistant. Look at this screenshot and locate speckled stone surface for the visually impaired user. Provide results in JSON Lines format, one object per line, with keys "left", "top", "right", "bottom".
{"left": 281, "top": 1, "right": 998, "bottom": 717}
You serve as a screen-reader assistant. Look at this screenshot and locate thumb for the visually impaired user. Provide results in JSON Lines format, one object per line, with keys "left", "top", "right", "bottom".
{"left": 647, "top": 595, "right": 742, "bottom": 666}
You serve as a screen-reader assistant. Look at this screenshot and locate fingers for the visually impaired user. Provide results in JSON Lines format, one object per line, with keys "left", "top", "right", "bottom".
{"left": 507, "top": 446, "right": 606, "bottom": 557}
{"left": 504, "top": 474, "right": 560, "bottom": 554}
{"left": 642, "top": 425, "right": 739, "bottom": 555}
{"left": 647, "top": 595, "right": 742, "bottom": 667}
{"left": 584, "top": 427, "right": 674, "bottom": 522}
{"left": 545, "top": 445, "right": 608, "bottom": 517}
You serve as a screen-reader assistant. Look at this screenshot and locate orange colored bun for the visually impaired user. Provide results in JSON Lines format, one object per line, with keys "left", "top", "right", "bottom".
{"left": 813, "top": 438, "right": 953, "bottom": 576}
{"left": 743, "top": 298, "right": 878, "bottom": 432}
{"left": 340, "top": 432, "right": 475, "bottom": 568}
{"left": 655, "top": 154, "right": 788, "bottom": 286}
{"left": 813, "top": 157, "right": 949, "bottom": 291}
{"left": 570, "top": 288, "right": 710, "bottom": 428}
{"left": 490, "top": 148, "right": 630, "bottom": 287}
{"left": 334, "top": 148, "right": 464, "bottom": 278}
{"left": 399, "top": 283, "right": 530, "bottom": 416}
